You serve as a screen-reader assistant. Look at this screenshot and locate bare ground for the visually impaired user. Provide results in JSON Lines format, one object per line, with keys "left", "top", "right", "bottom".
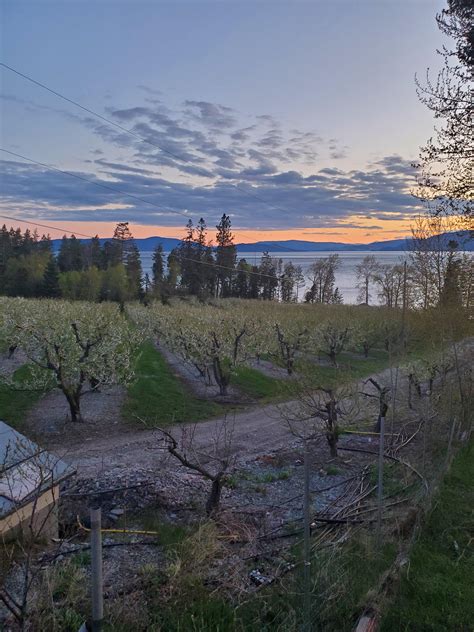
{"left": 40, "top": 364, "right": 403, "bottom": 477}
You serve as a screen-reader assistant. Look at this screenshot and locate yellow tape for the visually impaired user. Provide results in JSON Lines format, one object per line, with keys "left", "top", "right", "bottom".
{"left": 77, "top": 515, "right": 159, "bottom": 536}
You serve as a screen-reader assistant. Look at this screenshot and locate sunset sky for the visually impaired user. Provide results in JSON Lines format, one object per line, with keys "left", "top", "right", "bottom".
{"left": 1, "top": 0, "right": 447, "bottom": 244}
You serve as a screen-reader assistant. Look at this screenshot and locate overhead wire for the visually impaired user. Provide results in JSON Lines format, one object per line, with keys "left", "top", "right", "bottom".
{"left": 0, "top": 212, "right": 292, "bottom": 283}
{"left": 0, "top": 62, "right": 298, "bottom": 219}
{"left": 0, "top": 148, "right": 189, "bottom": 220}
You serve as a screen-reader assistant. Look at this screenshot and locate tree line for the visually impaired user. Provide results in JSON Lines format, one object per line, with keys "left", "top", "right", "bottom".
{"left": 0, "top": 222, "right": 142, "bottom": 303}
{"left": 0, "top": 213, "right": 471, "bottom": 310}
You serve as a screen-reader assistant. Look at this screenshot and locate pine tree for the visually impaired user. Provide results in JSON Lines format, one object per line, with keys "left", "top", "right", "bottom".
{"left": 89, "top": 235, "right": 103, "bottom": 269}
{"left": 233, "top": 259, "right": 251, "bottom": 298}
{"left": 125, "top": 243, "right": 143, "bottom": 299}
{"left": 259, "top": 252, "right": 279, "bottom": 300}
{"left": 215, "top": 213, "right": 236, "bottom": 297}
{"left": 152, "top": 244, "right": 165, "bottom": 291}
{"left": 42, "top": 256, "right": 61, "bottom": 298}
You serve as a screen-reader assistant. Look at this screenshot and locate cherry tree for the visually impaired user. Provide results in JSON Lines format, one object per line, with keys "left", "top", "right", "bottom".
{"left": 1, "top": 299, "right": 140, "bottom": 422}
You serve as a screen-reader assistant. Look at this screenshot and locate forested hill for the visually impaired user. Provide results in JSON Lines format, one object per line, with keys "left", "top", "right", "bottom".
{"left": 51, "top": 230, "right": 473, "bottom": 253}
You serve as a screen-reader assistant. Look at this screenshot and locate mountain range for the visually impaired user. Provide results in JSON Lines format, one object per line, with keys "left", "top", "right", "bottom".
{"left": 52, "top": 230, "right": 473, "bottom": 253}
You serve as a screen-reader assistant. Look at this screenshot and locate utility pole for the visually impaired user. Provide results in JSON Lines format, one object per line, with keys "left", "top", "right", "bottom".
{"left": 90, "top": 507, "right": 104, "bottom": 631}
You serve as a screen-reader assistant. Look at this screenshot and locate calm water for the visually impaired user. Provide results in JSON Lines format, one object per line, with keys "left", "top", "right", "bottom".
{"left": 139, "top": 250, "right": 408, "bottom": 304}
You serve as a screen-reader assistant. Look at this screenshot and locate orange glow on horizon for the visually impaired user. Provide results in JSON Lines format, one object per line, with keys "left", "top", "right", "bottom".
{"left": 4, "top": 217, "right": 413, "bottom": 244}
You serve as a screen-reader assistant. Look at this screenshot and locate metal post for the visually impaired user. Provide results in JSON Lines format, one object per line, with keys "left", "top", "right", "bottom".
{"left": 376, "top": 415, "right": 385, "bottom": 548}
{"left": 303, "top": 438, "right": 311, "bottom": 631}
{"left": 90, "top": 507, "right": 103, "bottom": 632}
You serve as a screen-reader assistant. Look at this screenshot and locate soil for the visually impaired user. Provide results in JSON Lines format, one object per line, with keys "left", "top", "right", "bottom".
{"left": 28, "top": 364, "right": 430, "bottom": 475}
{"left": 157, "top": 342, "right": 245, "bottom": 402}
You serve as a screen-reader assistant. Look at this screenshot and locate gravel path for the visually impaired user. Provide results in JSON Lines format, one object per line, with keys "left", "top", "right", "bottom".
{"left": 31, "top": 339, "right": 474, "bottom": 480}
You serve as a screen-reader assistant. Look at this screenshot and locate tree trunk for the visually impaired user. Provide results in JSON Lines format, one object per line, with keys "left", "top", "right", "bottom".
{"left": 326, "top": 433, "right": 338, "bottom": 458}
{"left": 64, "top": 390, "right": 83, "bottom": 422}
{"left": 206, "top": 477, "right": 223, "bottom": 515}
{"left": 213, "top": 357, "right": 229, "bottom": 396}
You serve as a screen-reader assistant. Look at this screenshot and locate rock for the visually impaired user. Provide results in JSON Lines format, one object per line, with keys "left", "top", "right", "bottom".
{"left": 249, "top": 569, "right": 271, "bottom": 585}
{"left": 109, "top": 508, "right": 125, "bottom": 516}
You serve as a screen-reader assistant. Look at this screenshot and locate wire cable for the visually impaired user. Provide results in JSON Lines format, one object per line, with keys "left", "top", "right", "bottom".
{"left": 0, "top": 61, "right": 298, "bottom": 219}
{"left": 0, "top": 212, "right": 289, "bottom": 282}
{"left": 0, "top": 147, "right": 189, "bottom": 220}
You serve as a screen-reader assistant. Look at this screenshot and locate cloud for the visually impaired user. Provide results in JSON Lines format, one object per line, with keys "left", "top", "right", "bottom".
{"left": 2, "top": 90, "right": 423, "bottom": 231}
{"left": 0, "top": 148, "right": 423, "bottom": 231}
{"left": 184, "top": 100, "right": 237, "bottom": 130}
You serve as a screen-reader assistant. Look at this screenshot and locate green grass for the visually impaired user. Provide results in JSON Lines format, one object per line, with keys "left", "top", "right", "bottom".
{"left": 381, "top": 441, "right": 474, "bottom": 632}
{"left": 0, "top": 364, "right": 49, "bottom": 430}
{"left": 233, "top": 365, "right": 286, "bottom": 400}
{"left": 124, "top": 341, "right": 224, "bottom": 427}
{"left": 297, "top": 349, "right": 391, "bottom": 388}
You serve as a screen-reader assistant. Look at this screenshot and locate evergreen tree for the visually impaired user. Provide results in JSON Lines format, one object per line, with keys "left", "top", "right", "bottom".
{"left": 215, "top": 214, "right": 236, "bottom": 297}
{"left": 152, "top": 244, "right": 165, "bottom": 292}
{"left": 38, "top": 234, "right": 52, "bottom": 254}
{"left": 41, "top": 256, "right": 61, "bottom": 298}
{"left": 125, "top": 242, "right": 143, "bottom": 299}
{"left": 259, "top": 252, "right": 279, "bottom": 300}
{"left": 248, "top": 265, "right": 261, "bottom": 299}
{"left": 233, "top": 259, "right": 251, "bottom": 298}
{"left": 178, "top": 219, "right": 196, "bottom": 293}
{"left": 87, "top": 235, "right": 103, "bottom": 269}
{"left": 280, "top": 261, "right": 298, "bottom": 302}
{"left": 104, "top": 222, "right": 134, "bottom": 267}
{"left": 57, "top": 235, "right": 84, "bottom": 272}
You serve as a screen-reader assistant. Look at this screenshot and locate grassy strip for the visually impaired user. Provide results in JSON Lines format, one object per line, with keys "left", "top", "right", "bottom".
{"left": 234, "top": 350, "right": 392, "bottom": 401}
{"left": 232, "top": 365, "right": 285, "bottom": 400}
{"left": 124, "top": 341, "right": 224, "bottom": 427}
{"left": 381, "top": 441, "right": 474, "bottom": 631}
{"left": 0, "top": 364, "right": 48, "bottom": 431}
{"left": 296, "top": 349, "right": 390, "bottom": 389}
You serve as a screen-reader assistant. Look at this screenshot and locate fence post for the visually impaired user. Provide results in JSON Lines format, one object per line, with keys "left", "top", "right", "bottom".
{"left": 303, "top": 438, "right": 311, "bottom": 631}
{"left": 376, "top": 415, "right": 385, "bottom": 548}
{"left": 90, "top": 507, "right": 103, "bottom": 631}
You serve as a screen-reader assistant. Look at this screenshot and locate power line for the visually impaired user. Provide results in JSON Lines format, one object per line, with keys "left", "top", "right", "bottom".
{"left": 0, "top": 213, "right": 289, "bottom": 283}
{"left": 0, "top": 148, "right": 189, "bottom": 220}
{"left": 0, "top": 214, "right": 93, "bottom": 239}
{"left": 0, "top": 62, "right": 297, "bottom": 219}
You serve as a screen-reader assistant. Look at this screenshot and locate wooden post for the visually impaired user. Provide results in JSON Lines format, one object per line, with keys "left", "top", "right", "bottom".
{"left": 376, "top": 415, "right": 385, "bottom": 548}
{"left": 90, "top": 507, "right": 103, "bottom": 631}
{"left": 303, "top": 438, "right": 311, "bottom": 631}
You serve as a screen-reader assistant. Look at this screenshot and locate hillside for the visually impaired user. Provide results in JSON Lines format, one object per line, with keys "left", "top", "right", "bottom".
{"left": 51, "top": 230, "right": 473, "bottom": 253}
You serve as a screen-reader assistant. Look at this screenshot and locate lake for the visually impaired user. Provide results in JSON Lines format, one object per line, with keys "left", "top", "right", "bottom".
{"left": 139, "top": 250, "right": 408, "bottom": 304}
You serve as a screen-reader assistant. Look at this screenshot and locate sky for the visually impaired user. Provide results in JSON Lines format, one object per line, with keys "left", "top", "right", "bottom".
{"left": 0, "top": 0, "right": 448, "bottom": 243}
